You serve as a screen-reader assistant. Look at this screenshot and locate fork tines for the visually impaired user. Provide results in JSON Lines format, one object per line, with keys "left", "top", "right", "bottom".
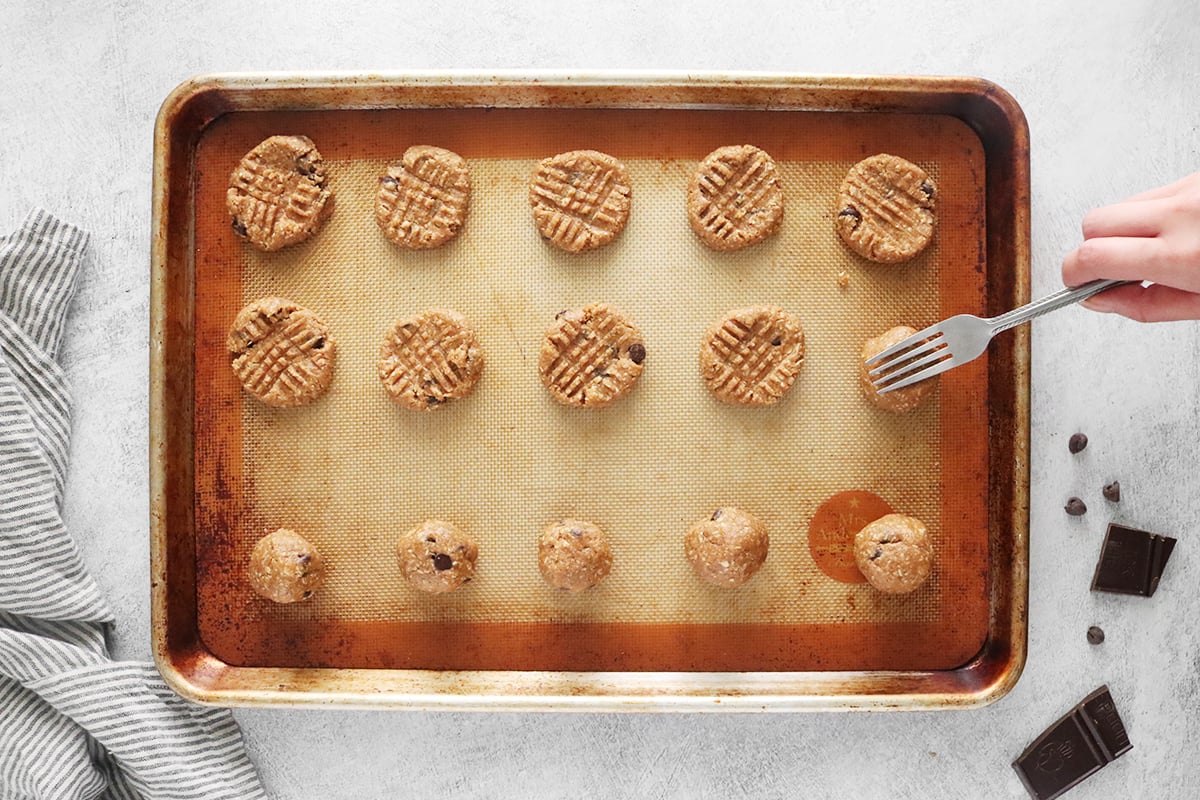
{"left": 865, "top": 326, "right": 951, "bottom": 393}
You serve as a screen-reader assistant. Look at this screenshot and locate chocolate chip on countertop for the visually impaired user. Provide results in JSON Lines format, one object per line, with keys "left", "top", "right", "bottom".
{"left": 1087, "top": 626, "right": 1105, "bottom": 645}
{"left": 628, "top": 343, "right": 646, "bottom": 365}
{"left": 1065, "top": 497, "right": 1087, "bottom": 516}
{"left": 1103, "top": 481, "right": 1121, "bottom": 502}
{"left": 1068, "top": 432, "right": 1088, "bottom": 454}
{"left": 431, "top": 553, "right": 453, "bottom": 571}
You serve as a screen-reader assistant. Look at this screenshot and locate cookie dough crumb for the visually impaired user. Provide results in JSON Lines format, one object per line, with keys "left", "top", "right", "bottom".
{"left": 248, "top": 528, "right": 325, "bottom": 603}
{"left": 684, "top": 507, "right": 769, "bottom": 588}
{"left": 854, "top": 513, "right": 933, "bottom": 594}
{"left": 538, "top": 519, "right": 613, "bottom": 592}
{"left": 836, "top": 269, "right": 850, "bottom": 289}
{"left": 397, "top": 520, "right": 478, "bottom": 593}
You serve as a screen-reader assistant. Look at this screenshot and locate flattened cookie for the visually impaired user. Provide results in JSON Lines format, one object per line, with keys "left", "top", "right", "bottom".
{"left": 854, "top": 513, "right": 933, "bottom": 594}
{"left": 375, "top": 145, "right": 471, "bottom": 248}
{"left": 539, "top": 304, "right": 645, "bottom": 408}
{"left": 538, "top": 519, "right": 613, "bottom": 592}
{"left": 379, "top": 309, "right": 484, "bottom": 410}
{"left": 529, "top": 150, "right": 632, "bottom": 253}
{"left": 248, "top": 528, "right": 325, "bottom": 604}
{"left": 687, "top": 145, "right": 784, "bottom": 251}
{"left": 860, "top": 326, "right": 937, "bottom": 413}
{"left": 700, "top": 306, "right": 805, "bottom": 406}
{"left": 227, "top": 135, "right": 333, "bottom": 251}
{"left": 397, "top": 520, "right": 478, "bottom": 593}
{"left": 227, "top": 297, "right": 335, "bottom": 407}
{"left": 685, "top": 507, "right": 769, "bottom": 588}
{"left": 836, "top": 153, "right": 936, "bottom": 263}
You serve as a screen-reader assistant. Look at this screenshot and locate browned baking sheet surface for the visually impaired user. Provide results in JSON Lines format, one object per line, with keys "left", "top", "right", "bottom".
{"left": 193, "top": 107, "right": 989, "bottom": 672}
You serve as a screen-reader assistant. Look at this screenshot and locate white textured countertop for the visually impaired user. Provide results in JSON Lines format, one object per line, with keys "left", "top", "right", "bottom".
{"left": 4, "top": 1, "right": 1199, "bottom": 797}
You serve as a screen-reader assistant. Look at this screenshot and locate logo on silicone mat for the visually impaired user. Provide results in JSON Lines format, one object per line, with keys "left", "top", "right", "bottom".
{"left": 807, "top": 490, "right": 893, "bottom": 583}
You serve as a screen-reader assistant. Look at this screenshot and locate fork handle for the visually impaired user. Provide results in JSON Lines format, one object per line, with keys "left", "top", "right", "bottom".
{"left": 988, "top": 279, "right": 1133, "bottom": 334}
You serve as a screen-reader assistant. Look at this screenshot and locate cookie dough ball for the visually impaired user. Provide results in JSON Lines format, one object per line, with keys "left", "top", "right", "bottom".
{"left": 687, "top": 144, "right": 784, "bottom": 251}
{"left": 860, "top": 326, "right": 937, "bottom": 413}
{"left": 854, "top": 513, "right": 933, "bottom": 594}
{"left": 375, "top": 145, "right": 471, "bottom": 249}
{"left": 227, "top": 297, "right": 336, "bottom": 408}
{"left": 835, "top": 151, "right": 936, "bottom": 262}
{"left": 397, "top": 520, "right": 478, "bottom": 593}
{"left": 700, "top": 306, "right": 805, "bottom": 406}
{"left": 379, "top": 309, "right": 484, "bottom": 410}
{"left": 538, "top": 519, "right": 613, "bottom": 592}
{"left": 227, "top": 135, "right": 333, "bottom": 251}
{"left": 247, "top": 528, "right": 325, "bottom": 603}
{"left": 539, "top": 304, "right": 645, "bottom": 408}
{"left": 530, "top": 150, "right": 632, "bottom": 253}
{"left": 684, "top": 507, "right": 769, "bottom": 588}
{"left": 836, "top": 153, "right": 935, "bottom": 263}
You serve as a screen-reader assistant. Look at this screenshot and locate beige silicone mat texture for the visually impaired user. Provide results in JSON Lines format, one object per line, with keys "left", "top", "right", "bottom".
{"left": 219, "top": 113, "right": 982, "bottom": 627}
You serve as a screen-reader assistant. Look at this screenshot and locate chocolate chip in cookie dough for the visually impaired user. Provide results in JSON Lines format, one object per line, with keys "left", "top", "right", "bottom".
{"left": 1103, "top": 481, "right": 1121, "bottom": 502}
{"left": 1068, "top": 432, "right": 1088, "bottom": 454}
{"left": 1065, "top": 497, "right": 1087, "bottom": 516}
{"left": 431, "top": 553, "right": 453, "bottom": 571}
{"left": 628, "top": 342, "right": 646, "bottom": 365}
{"left": 837, "top": 206, "right": 862, "bottom": 227}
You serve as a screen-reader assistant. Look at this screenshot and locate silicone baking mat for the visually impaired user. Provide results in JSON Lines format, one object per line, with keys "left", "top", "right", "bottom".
{"left": 192, "top": 107, "right": 989, "bottom": 672}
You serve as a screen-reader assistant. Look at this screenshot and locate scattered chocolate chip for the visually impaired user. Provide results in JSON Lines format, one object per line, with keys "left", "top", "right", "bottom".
{"left": 426, "top": 395, "right": 441, "bottom": 406}
{"left": 837, "top": 206, "right": 862, "bottom": 226}
{"left": 381, "top": 175, "right": 397, "bottom": 187}
{"left": 1068, "top": 432, "right": 1088, "bottom": 454}
{"left": 425, "top": 536, "right": 437, "bottom": 543}
{"left": 312, "top": 337, "right": 325, "bottom": 350}
{"left": 920, "top": 180, "right": 935, "bottom": 198}
{"left": 628, "top": 343, "right": 646, "bottom": 365}
{"left": 771, "top": 336, "right": 782, "bottom": 346}
{"left": 711, "top": 508, "right": 723, "bottom": 521}
{"left": 231, "top": 217, "right": 248, "bottom": 237}
{"left": 1087, "top": 626, "right": 1105, "bottom": 645}
{"left": 297, "top": 553, "right": 311, "bottom": 564}
{"left": 1065, "top": 497, "right": 1087, "bottom": 516}
{"left": 431, "top": 553, "right": 453, "bottom": 571}
{"left": 1103, "top": 481, "right": 1121, "bottom": 502}
{"left": 869, "top": 546, "right": 883, "bottom": 561}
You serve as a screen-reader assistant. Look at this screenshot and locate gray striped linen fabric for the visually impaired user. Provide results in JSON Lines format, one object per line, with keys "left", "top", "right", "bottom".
{"left": 0, "top": 210, "right": 266, "bottom": 800}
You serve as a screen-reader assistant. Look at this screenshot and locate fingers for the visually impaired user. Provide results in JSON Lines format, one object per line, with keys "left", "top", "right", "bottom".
{"left": 1082, "top": 283, "right": 1200, "bottom": 323}
{"left": 1081, "top": 197, "right": 1168, "bottom": 239}
{"left": 1062, "top": 236, "right": 1171, "bottom": 287}
{"left": 1120, "top": 174, "right": 1194, "bottom": 203}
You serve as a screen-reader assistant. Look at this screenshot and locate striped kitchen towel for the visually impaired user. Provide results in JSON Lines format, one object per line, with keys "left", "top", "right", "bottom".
{"left": 0, "top": 210, "right": 266, "bottom": 800}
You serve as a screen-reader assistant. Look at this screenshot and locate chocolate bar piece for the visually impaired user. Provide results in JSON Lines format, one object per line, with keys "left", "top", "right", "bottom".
{"left": 1090, "top": 523, "right": 1176, "bottom": 597}
{"left": 1013, "top": 686, "right": 1131, "bottom": 800}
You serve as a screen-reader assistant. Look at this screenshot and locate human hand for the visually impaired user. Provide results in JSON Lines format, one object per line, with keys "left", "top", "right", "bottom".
{"left": 1061, "top": 171, "right": 1200, "bottom": 321}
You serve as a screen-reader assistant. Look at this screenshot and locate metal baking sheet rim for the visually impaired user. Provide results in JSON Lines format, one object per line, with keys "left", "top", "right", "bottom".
{"left": 149, "top": 71, "right": 1031, "bottom": 711}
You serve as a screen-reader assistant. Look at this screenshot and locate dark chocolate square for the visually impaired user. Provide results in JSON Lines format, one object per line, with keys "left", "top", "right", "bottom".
{"left": 1013, "top": 686, "right": 1131, "bottom": 800}
{"left": 1090, "top": 523, "right": 1176, "bottom": 597}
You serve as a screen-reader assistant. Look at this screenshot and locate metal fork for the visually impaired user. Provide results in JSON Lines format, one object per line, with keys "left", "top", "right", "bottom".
{"left": 866, "top": 278, "right": 1130, "bottom": 393}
